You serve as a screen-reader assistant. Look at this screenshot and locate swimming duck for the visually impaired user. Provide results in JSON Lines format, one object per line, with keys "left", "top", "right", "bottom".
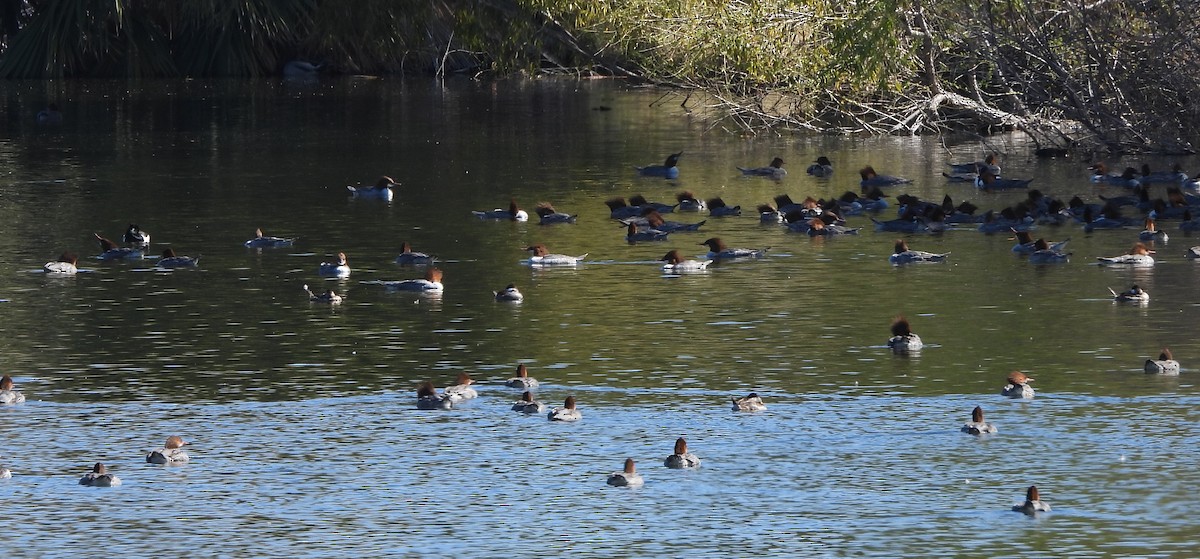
{"left": 888, "top": 239, "right": 948, "bottom": 265}
{"left": 146, "top": 435, "right": 190, "bottom": 465}
{"left": 0, "top": 375, "right": 25, "bottom": 404}
{"left": 949, "top": 153, "right": 1000, "bottom": 176}
{"left": 1139, "top": 163, "right": 1188, "bottom": 185}
{"left": 871, "top": 215, "right": 929, "bottom": 234}
{"left": 664, "top": 437, "right": 701, "bottom": 469}
{"left": 1138, "top": 218, "right": 1168, "bottom": 243}
{"left": 94, "top": 233, "right": 144, "bottom": 260}
{"left": 493, "top": 284, "right": 523, "bottom": 302}
{"left": 394, "top": 242, "right": 436, "bottom": 266}
{"left": 887, "top": 316, "right": 923, "bottom": 354}
{"left": 1109, "top": 284, "right": 1149, "bottom": 302}
{"left": 244, "top": 228, "right": 296, "bottom": 248}
{"left": 731, "top": 393, "right": 766, "bottom": 411}
{"left": 607, "top": 458, "right": 644, "bottom": 487}
{"left": 547, "top": 395, "right": 582, "bottom": 421}
{"left": 36, "top": 103, "right": 63, "bottom": 124}
{"left": 675, "top": 191, "right": 707, "bottom": 212}
{"left": 505, "top": 364, "right": 540, "bottom": 389}
{"left": 706, "top": 197, "right": 742, "bottom": 217}
{"left": 317, "top": 252, "right": 351, "bottom": 277}
{"left": 1012, "top": 485, "right": 1051, "bottom": 515}
{"left": 978, "top": 207, "right": 1034, "bottom": 233}
{"left": 738, "top": 157, "right": 786, "bottom": 178}
{"left": 1089, "top": 163, "right": 1141, "bottom": 188}
{"left": 43, "top": 252, "right": 78, "bottom": 275}
{"left": 303, "top": 284, "right": 343, "bottom": 304}
{"left": 605, "top": 197, "right": 644, "bottom": 220}
{"left": 416, "top": 380, "right": 452, "bottom": 410}
{"left": 444, "top": 372, "right": 479, "bottom": 403}
{"left": 635, "top": 152, "right": 682, "bottom": 179}
{"left": 961, "top": 406, "right": 997, "bottom": 435}
{"left": 859, "top": 165, "right": 912, "bottom": 188}
{"left": 347, "top": 176, "right": 397, "bottom": 200}
{"left": 806, "top": 218, "right": 861, "bottom": 237}
{"left": 79, "top": 463, "right": 121, "bottom": 487}
{"left": 512, "top": 391, "right": 544, "bottom": 414}
{"left": 535, "top": 202, "right": 578, "bottom": 224}
{"left": 625, "top": 222, "right": 671, "bottom": 243}
{"left": 524, "top": 244, "right": 587, "bottom": 266}
{"left": 807, "top": 156, "right": 834, "bottom": 177}
{"left": 122, "top": 224, "right": 151, "bottom": 247}
{"left": 975, "top": 170, "right": 1031, "bottom": 190}
{"left": 156, "top": 248, "right": 199, "bottom": 268}
{"left": 1011, "top": 230, "right": 1069, "bottom": 254}
{"left": 1097, "top": 243, "right": 1155, "bottom": 267}
{"left": 1001, "top": 371, "right": 1035, "bottom": 399}
{"left": 700, "top": 237, "right": 768, "bottom": 260}
{"left": 473, "top": 199, "right": 529, "bottom": 222}
{"left": 1026, "top": 238, "right": 1071, "bottom": 264}
{"left": 660, "top": 249, "right": 711, "bottom": 273}
{"left": 1145, "top": 348, "right": 1180, "bottom": 375}
{"left": 0, "top": 460, "right": 9, "bottom": 478}
{"left": 640, "top": 210, "right": 705, "bottom": 233}
{"left": 381, "top": 267, "right": 444, "bottom": 293}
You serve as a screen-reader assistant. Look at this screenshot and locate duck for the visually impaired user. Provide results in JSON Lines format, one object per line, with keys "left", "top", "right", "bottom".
{"left": 625, "top": 222, "right": 671, "bottom": 243}
{"left": 887, "top": 316, "right": 923, "bottom": 354}
{"left": 888, "top": 239, "right": 949, "bottom": 265}
{"left": 303, "top": 284, "right": 343, "bottom": 304}
{"left": 738, "top": 157, "right": 786, "bottom": 178}
{"left": 636, "top": 210, "right": 705, "bottom": 233}
{"left": 146, "top": 435, "right": 190, "bottom": 465}
{"left": 675, "top": 191, "right": 707, "bottom": 212}
{"left": 660, "top": 249, "right": 711, "bottom": 273}
{"left": 1144, "top": 348, "right": 1180, "bottom": 375}
{"left": 949, "top": 153, "right": 1000, "bottom": 176}
{"left": 1011, "top": 230, "right": 1069, "bottom": 254}
{"left": 806, "top": 218, "right": 861, "bottom": 237}
{"left": 394, "top": 242, "right": 435, "bottom": 266}
{"left": 472, "top": 199, "right": 529, "bottom": 222}
{"left": 1139, "top": 163, "right": 1188, "bottom": 185}
{"left": 1026, "top": 238, "right": 1071, "bottom": 264}
{"left": 534, "top": 202, "right": 578, "bottom": 224}
{"left": 512, "top": 391, "right": 544, "bottom": 414}
{"left": 524, "top": 244, "right": 587, "bottom": 266}
{"left": 859, "top": 165, "right": 912, "bottom": 188}
{"left": 700, "top": 237, "right": 768, "bottom": 260}
{"left": 244, "top": 228, "right": 296, "bottom": 248}
{"left": 635, "top": 152, "right": 682, "bottom": 179}
{"left": 1089, "top": 163, "right": 1141, "bottom": 188}
{"left": 505, "top": 364, "right": 540, "bottom": 389}
{"left": 1109, "top": 284, "right": 1149, "bottom": 302}
{"left": 43, "top": 252, "right": 78, "bottom": 275}
{"left": 317, "top": 252, "right": 351, "bottom": 277}
{"left": 122, "top": 224, "right": 151, "bottom": 247}
{"left": 1097, "top": 243, "right": 1155, "bottom": 267}
{"left": 347, "top": 176, "right": 397, "bottom": 200}
{"left": 961, "top": 406, "right": 997, "bottom": 435}
{"left": 1139, "top": 218, "right": 1169, "bottom": 243}
{"left": 807, "top": 156, "right": 834, "bottom": 177}
{"left": 607, "top": 458, "right": 645, "bottom": 487}
{"left": 0, "top": 459, "right": 9, "bottom": 478}
{"left": 664, "top": 437, "right": 701, "bottom": 469}
{"left": 36, "top": 103, "right": 63, "bottom": 124}
{"left": 975, "top": 170, "right": 1032, "bottom": 190}
{"left": 1012, "top": 485, "right": 1051, "bottom": 515}
{"left": 1001, "top": 371, "right": 1035, "bottom": 399}
{"left": 547, "top": 395, "right": 582, "bottom": 421}
{"left": 444, "top": 372, "right": 478, "bottom": 403}
{"left": 381, "top": 267, "right": 444, "bottom": 293}
{"left": 156, "top": 248, "right": 199, "bottom": 268}
{"left": 731, "top": 393, "right": 766, "bottom": 411}
{"left": 706, "top": 197, "right": 742, "bottom": 217}
{"left": 0, "top": 375, "right": 25, "bottom": 404}
{"left": 605, "top": 197, "right": 645, "bottom": 220}
{"left": 416, "top": 380, "right": 452, "bottom": 410}
{"left": 94, "top": 233, "right": 144, "bottom": 260}
{"left": 758, "top": 203, "right": 785, "bottom": 224}
{"left": 493, "top": 284, "right": 523, "bottom": 302}
{"left": 1188, "top": 246, "right": 1200, "bottom": 260}
{"left": 78, "top": 463, "right": 121, "bottom": 487}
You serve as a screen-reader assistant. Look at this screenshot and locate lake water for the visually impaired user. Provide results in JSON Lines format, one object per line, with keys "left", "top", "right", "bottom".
{"left": 1, "top": 77, "right": 1198, "bottom": 557}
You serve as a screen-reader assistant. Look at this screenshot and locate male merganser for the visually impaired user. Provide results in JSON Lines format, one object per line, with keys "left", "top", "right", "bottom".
{"left": 887, "top": 316, "right": 923, "bottom": 354}
{"left": 535, "top": 202, "right": 578, "bottom": 224}
{"left": 0, "top": 375, "right": 25, "bottom": 404}
{"left": 493, "top": 284, "right": 523, "bottom": 302}
{"left": 807, "top": 156, "right": 834, "bottom": 177}
{"left": 1012, "top": 485, "right": 1051, "bottom": 515}
{"left": 888, "top": 239, "right": 948, "bottom": 265}
{"left": 1001, "top": 371, "right": 1035, "bottom": 399}
{"left": 156, "top": 248, "right": 199, "bottom": 268}
{"left": 318, "top": 252, "right": 351, "bottom": 277}
{"left": 444, "top": 372, "right": 478, "bottom": 403}
{"left": 303, "top": 284, "right": 343, "bottom": 304}
{"left": 1026, "top": 238, "right": 1071, "bottom": 264}
{"left": 524, "top": 244, "right": 587, "bottom": 266}
{"left": 36, "top": 103, "right": 63, "bottom": 124}
{"left": 547, "top": 395, "right": 582, "bottom": 421}
{"left": 1109, "top": 284, "right": 1149, "bottom": 302}
{"left": 512, "top": 391, "right": 544, "bottom": 414}
{"left": 675, "top": 191, "right": 707, "bottom": 212}
{"left": 664, "top": 437, "right": 701, "bottom": 469}
{"left": 1139, "top": 218, "right": 1168, "bottom": 242}
{"left": 731, "top": 393, "right": 766, "bottom": 411}
{"left": 635, "top": 152, "right": 682, "bottom": 179}
{"left": 506, "top": 364, "right": 539, "bottom": 389}
{"left": 961, "top": 406, "right": 997, "bottom": 434}
{"left": 244, "top": 228, "right": 296, "bottom": 248}
{"left": 1097, "top": 243, "right": 1155, "bottom": 267}
{"left": 700, "top": 237, "right": 768, "bottom": 260}
{"left": 473, "top": 199, "right": 529, "bottom": 222}
{"left": 381, "top": 267, "right": 444, "bottom": 293}
{"left": 146, "top": 435, "right": 190, "bottom": 464}
{"left": 660, "top": 249, "right": 711, "bottom": 273}
{"left": 607, "top": 458, "right": 644, "bottom": 487}
{"left": 122, "top": 224, "right": 151, "bottom": 247}
{"left": 859, "top": 165, "right": 912, "bottom": 188}
{"left": 706, "top": 197, "right": 742, "bottom": 217}
{"left": 94, "top": 233, "right": 144, "bottom": 260}
{"left": 394, "top": 242, "right": 435, "bottom": 266}
{"left": 625, "top": 222, "right": 670, "bottom": 243}
{"left": 758, "top": 203, "right": 784, "bottom": 224}
{"left": 1144, "top": 348, "right": 1180, "bottom": 374}
{"left": 416, "top": 381, "right": 452, "bottom": 410}
{"left": 79, "top": 463, "right": 121, "bottom": 487}
{"left": 347, "top": 176, "right": 397, "bottom": 200}
{"left": 43, "top": 252, "right": 78, "bottom": 275}
{"left": 738, "top": 157, "right": 786, "bottom": 178}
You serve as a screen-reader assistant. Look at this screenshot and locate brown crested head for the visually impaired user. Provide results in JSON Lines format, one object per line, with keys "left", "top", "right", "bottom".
{"left": 454, "top": 372, "right": 473, "bottom": 386}
{"left": 623, "top": 458, "right": 637, "bottom": 474}
{"left": 629, "top": 194, "right": 649, "bottom": 207}
{"left": 676, "top": 191, "right": 698, "bottom": 203}
{"left": 336, "top": 252, "right": 348, "bottom": 265}
{"left": 1033, "top": 238, "right": 1049, "bottom": 251}
{"left": 58, "top": 252, "right": 78, "bottom": 265}
{"left": 700, "top": 237, "right": 726, "bottom": 251}
{"left": 0, "top": 375, "right": 13, "bottom": 390}
{"left": 95, "top": 233, "right": 117, "bottom": 251}
{"left": 400, "top": 241, "right": 413, "bottom": 253}
{"left": 1159, "top": 348, "right": 1173, "bottom": 361}
{"left": 770, "top": 157, "right": 785, "bottom": 168}
{"left": 375, "top": 176, "right": 396, "bottom": 189}
{"left": 255, "top": 228, "right": 265, "bottom": 238}
{"left": 971, "top": 406, "right": 984, "bottom": 423}
{"left": 535, "top": 202, "right": 557, "bottom": 217}
{"left": 564, "top": 395, "right": 576, "bottom": 409}
{"left": 808, "top": 218, "right": 825, "bottom": 230}
{"left": 605, "top": 197, "right": 629, "bottom": 211}
{"left": 1014, "top": 230, "right": 1033, "bottom": 244}
{"left": 859, "top": 165, "right": 877, "bottom": 180}
{"left": 1130, "top": 243, "right": 1153, "bottom": 256}
{"left": 417, "top": 380, "right": 437, "bottom": 398}
{"left": 660, "top": 250, "right": 684, "bottom": 265}
{"left": 801, "top": 196, "right": 819, "bottom": 209}
{"left": 893, "top": 239, "right": 910, "bottom": 254}
{"left": 674, "top": 437, "right": 688, "bottom": 455}
{"left": 92, "top": 462, "right": 107, "bottom": 474}
{"left": 521, "top": 391, "right": 534, "bottom": 403}
{"left": 890, "top": 316, "right": 912, "bottom": 337}
{"left": 984, "top": 153, "right": 996, "bottom": 164}
{"left": 1026, "top": 485, "right": 1040, "bottom": 502}
{"left": 515, "top": 364, "right": 528, "bottom": 378}
{"left": 1089, "top": 162, "right": 1108, "bottom": 174}
{"left": 165, "top": 435, "right": 187, "bottom": 449}
{"left": 161, "top": 248, "right": 177, "bottom": 258}
{"left": 626, "top": 222, "right": 640, "bottom": 235}
{"left": 1007, "top": 371, "right": 1033, "bottom": 385}
{"left": 425, "top": 268, "right": 443, "bottom": 283}
{"left": 507, "top": 199, "right": 521, "bottom": 217}
{"left": 525, "top": 244, "right": 549, "bottom": 257}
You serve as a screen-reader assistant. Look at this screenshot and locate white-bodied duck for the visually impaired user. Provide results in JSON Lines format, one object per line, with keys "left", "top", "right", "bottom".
{"left": 493, "top": 283, "right": 523, "bottom": 302}
{"left": 606, "top": 458, "right": 644, "bottom": 487}
{"left": 0, "top": 375, "right": 25, "bottom": 404}
{"left": 1097, "top": 243, "right": 1155, "bottom": 267}
{"left": 1144, "top": 348, "right": 1180, "bottom": 375}
{"left": 244, "top": 228, "right": 295, "bottom": 248}
{"left": 961, "top": 406, "right": 997, "bottom": 435}
{"left": 347, "top": 176, "right": 397, "bottom": 201}
{"left": 1012, "top": 485, "right": 1051, "bottom": 515}
{"left": 547, "top": 395, "right": 582, "bottom": 421}
{"left": 443, "top": 372, "right": 478, "bottom": 403}
{"left": 380, "top": 267, "right": 444, "bottom": 293}
{"left": 512, "top": 391, "right": 544, "bottom": 414}
{"left": 664, "top": 437, "right": 701, "bottom": 469}
{"left": 505, "top": 364, "right": 539, "bottom": 389}
{"left": 1108, "top": 284, "right": 1149, "bottom": 303}
{"left": 43, "top": 252, "right": 78, "bottom": 275}
{"left": 122, "top": 224, "right": 150, "bottom": 247}
{"left": 79, "top": 462, "right": 121, "bottom": 487}
{"left": 731, "top": 393, "right": 766, "bottom": 411}
{"left": 317, "top": 252, "right": 351, "bottom": 278}
{"left": 146, "top": 435, "right": 190, "bottom": 465}
{"left": 887, "top": 316, "right": 923, "bottom": 354}
{"left": 1001, "top": 371, "right": 1035, "bottom": 399}
{"left": 660, "top": 249, "right": 711, "bottom": 273}
{"left": 525, "top": 244, "right": 587, "bottom": 266}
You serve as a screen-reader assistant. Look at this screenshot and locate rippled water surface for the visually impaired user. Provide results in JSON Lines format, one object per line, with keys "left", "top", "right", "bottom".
{"left": 1, "top": 77, "right": 1199, "bottom": 557}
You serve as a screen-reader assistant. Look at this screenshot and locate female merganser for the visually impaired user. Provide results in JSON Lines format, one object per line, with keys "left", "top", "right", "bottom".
{"left": 473, "top": 199, "right": 529, "bottom": 222}
{"left": 547, "top": 395, "right": 582, "bottom": 421}
{"left": 244, "top": 228, "right": 295, "bottom": 248}
{"left": 664, "top": 437, "right": 701, "bottom": 469}
{"left": 731, "top": 393, "right": 766, "bottom": 411}
{"left": 303, "top": 284, "right": 343, "bottom": 304}
{"left": 43, "top": 252, "right": 78, "bottom": 275}
{"left": 758, "top": 203, "right": 785, "bottom": 224}
{"left": 444, "top": 372, "right": 478, "bottom": 403}
{"left": 859, "top": 165, "right": 912, "bottom": 188}
{"left": 887, "top": 316, "right": 923, "bottom": 354}
{"left": 381, "top": 267, "right": 444, "bottom": 293}
{"left": 156, "top": 248, "right": 199, "bottom": 268}
{"left": 1001, "top": 371, "right": 1035, "bottom": 399}
{"left": 1011, "top": 230, "right": 1069, "bottom": 254}
{"left": 625, "top": 222, "right": 670, "bottom": 243}
{"left": 807, "top": 156, "right": 834, "bottom": 177}
{"left": 961, "top": 406, "right": 997, "bottom": 434}
{"left": 122, "top": 224, "right": 151, "bottom": 247}
{"left": 535, "top": 202, "right": 578, "bottom": 224}
{"left": 976, "top": 170, "right": 1032, "bottom": 190}
{"left": 700, "top": 238, "right": 768, "bottom": 260}
{"left": 493, "top": 284, "right": 523, "bottom": 302}
{"left": 524, "top": 244, "right": 587, "bottom": 266}
{"left": 1139, "top": 218, "right": 1169, "bottom": 242}
{"left": 1089, "top": 163, "right": 1141, "bottom": 188}
{"left": 635, "top": 152, "right": 682, "bottom": 179}
{"left": 146, "top": 435, "right": 190, "bottom": 464}
{"left": 806, "top": 218, "right": 861, "bottom": 236}
{"left": 94, "top": 233, "right": 144, "bottom": 260}
{"left": 1145, "top": 348, "right": 1180, "bottom": 374}
{"left": 416, "top": 381, "right": 452, "bottom": 410}
{"left": 1097, "top": 243, "right": 1155, "bottom": 267}
{"left": 660, "top": 249, "right": 711, "bottom": 273}
{"left": 512, "top": 391, "right": 544, "bottom": 414}
{"left": 0, "top": 375, "right": 25, "bottom": 404}
{"left": 347, "top": 176, "right": 397, "bottom": 200}
{"left": 1026, "top": 238, "right": 1071, "bottom": 264}
{"left": 1139, "top": 163, "right": 1188, "bottom": 185}
{"left": 675, "top": 191, "right": 707, "bottom": 212}
{"left": 79, "top": 463, "right": 121, "bottom": 487}
{"left": 505, "top": 364, "right": 539, "bottom": 389}
{"left": 738, "top": 157, "right": 786, "bottom": 178}
{"left": 1109, "top": 285, "right": 1149, "bottom": 302}
{"left": 949, "top": 153, "right": 1000, "bottom": 176}
{"left": 1012, "top": 485, "right": 1051, "bottom": 515}
{"left": 606, "top": 458, "right": 644, "bottom": 487}
{"left": 394, "top": 242, "right": 435, "bottom": 266}
{"left": 889, "top": 239, "right": 949, "bottom": 265}
{"left": 706, "top": 197, "right": 741, "bottom": 217}
{"left": 318, "top": 252, "right": 351, "bottom": 277}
